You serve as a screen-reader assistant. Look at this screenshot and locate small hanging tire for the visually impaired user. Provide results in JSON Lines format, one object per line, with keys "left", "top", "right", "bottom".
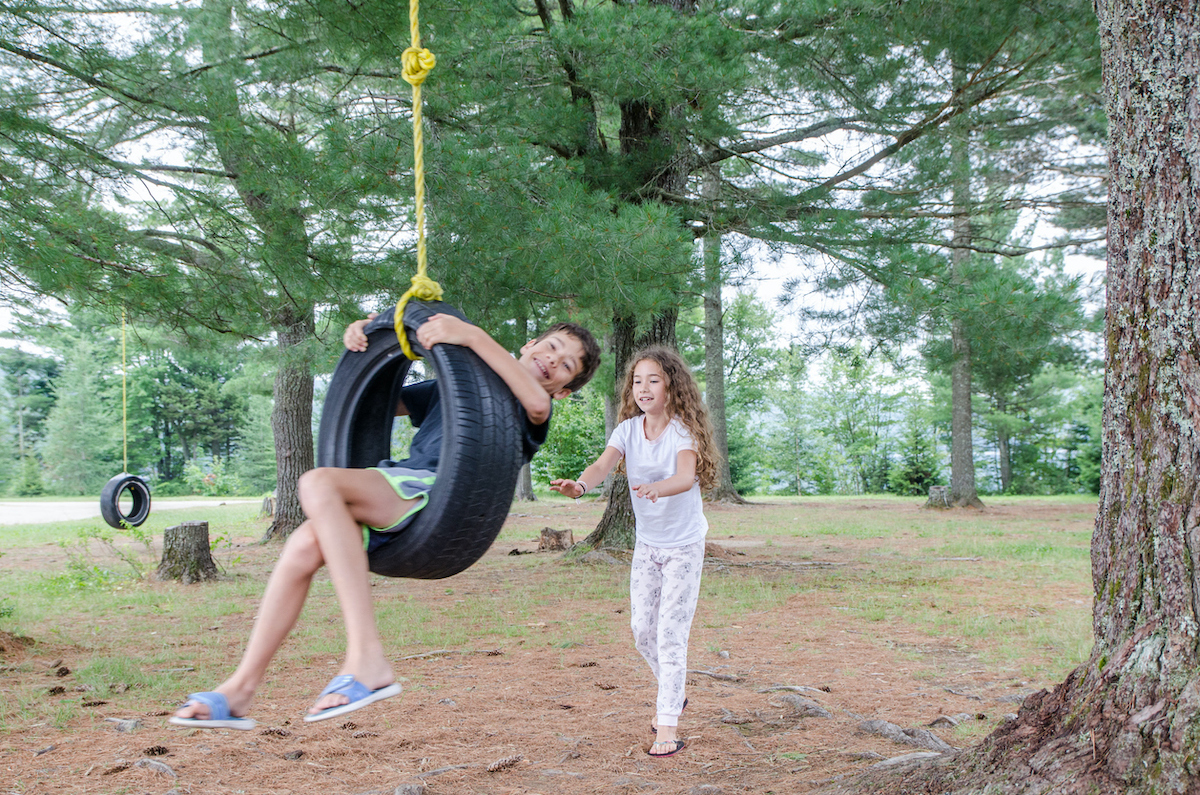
{"left": 100, "top": 473, "right": 152, "bottom": 529}
{"left": 317, "top": 300, "right": 525, "bottom": 580}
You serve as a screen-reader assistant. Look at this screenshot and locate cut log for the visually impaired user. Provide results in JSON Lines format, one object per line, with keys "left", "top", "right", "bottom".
{"left": 155, "top": 521, "right": 219, "bottom": 583}
{"left": 924, "top": 485, "right": 950, "bottom": 509}
{"left": 538, "top": 527, "right": 574, "bottom": 552}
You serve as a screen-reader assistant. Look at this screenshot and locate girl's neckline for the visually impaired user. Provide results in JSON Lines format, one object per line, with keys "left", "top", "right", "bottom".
{"left": 641, "top": 414, "right": 671, "bottom": 442}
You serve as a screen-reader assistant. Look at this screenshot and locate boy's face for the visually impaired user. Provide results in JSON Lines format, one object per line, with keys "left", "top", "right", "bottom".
{"left": 519, "top": 332, "right": 586, "bottom": 399}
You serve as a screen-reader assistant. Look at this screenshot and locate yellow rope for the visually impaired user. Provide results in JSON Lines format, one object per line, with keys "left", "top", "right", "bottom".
{"left": 121, "top": 310, "right": 128, "bottom": 474}
{"left": 394, "top": 0, "right": 442, "bottom": 359}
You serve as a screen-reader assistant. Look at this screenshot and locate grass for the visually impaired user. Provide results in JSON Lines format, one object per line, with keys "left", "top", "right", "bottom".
{"left": 0, "top": 493, "right": 1098, "bottom": 735}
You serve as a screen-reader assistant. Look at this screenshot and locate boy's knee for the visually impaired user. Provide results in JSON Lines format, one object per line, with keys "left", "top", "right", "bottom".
{"left": 280, "top": 524, "right": 324, "bottom": 572}
{"left": 298, "top": 467, "right": 338, "bottom": 505}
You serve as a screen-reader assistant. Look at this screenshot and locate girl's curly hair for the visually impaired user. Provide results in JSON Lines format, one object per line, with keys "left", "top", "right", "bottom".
{"left": 617, "top": 345, "right": 719, "bottom": 492}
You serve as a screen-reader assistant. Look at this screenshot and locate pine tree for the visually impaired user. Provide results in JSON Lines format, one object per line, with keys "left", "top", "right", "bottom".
{"left": 0, "top": 347, "right": 58, "bottom": 496}
{"left": 889, "top": 406, "right": 943, "bottom": 497}
{"left": 231, "top": 394, "right": 277, "bottom": 495}
{"left": 41, "top": 336, "right": 120, "bottom": 494}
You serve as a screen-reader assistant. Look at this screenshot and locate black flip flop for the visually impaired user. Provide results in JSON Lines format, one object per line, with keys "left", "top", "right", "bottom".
{"left": 648, "top": 739, "right": 685, "bottom": 757}
{"left": 650, "top": 697, "right": 688, "bottom": 734}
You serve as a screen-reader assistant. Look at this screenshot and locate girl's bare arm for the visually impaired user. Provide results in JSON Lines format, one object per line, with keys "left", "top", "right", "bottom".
{"left": 551, "top": 446, "right": 623, "bottom": 498}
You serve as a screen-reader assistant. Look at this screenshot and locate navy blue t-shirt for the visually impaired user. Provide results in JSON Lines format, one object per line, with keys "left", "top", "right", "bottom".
{"left": 379, "top": 379, "right": 550, "bottom": 470}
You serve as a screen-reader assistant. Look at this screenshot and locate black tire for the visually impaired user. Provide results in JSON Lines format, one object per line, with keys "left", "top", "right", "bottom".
{"left": 100, "top": 473, "right": 152, "bottom": 529}
{"left": 317, "top": 300, "right": 526, "bottom": 579}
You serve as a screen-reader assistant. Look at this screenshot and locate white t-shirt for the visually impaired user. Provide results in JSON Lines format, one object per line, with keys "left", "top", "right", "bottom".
{"left": 607, "top": 415, "right": 708, "bottom": 548}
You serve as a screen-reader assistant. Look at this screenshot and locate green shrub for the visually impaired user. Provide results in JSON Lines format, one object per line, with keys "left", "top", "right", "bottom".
{"left": 183, "top": 456, "right": 243, "bottom": 496}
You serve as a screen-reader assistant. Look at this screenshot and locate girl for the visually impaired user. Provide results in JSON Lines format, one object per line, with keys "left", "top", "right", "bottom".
{"left": 552, "top": 346, "right": 717, "bottom": 757}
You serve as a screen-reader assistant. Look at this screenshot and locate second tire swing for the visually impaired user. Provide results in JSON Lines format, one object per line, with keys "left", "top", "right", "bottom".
{"left": 100, "top": 311, "right": 152, "bottom": 529}
{"left": 100, "top": 472, "right": 152, "bottom": 528}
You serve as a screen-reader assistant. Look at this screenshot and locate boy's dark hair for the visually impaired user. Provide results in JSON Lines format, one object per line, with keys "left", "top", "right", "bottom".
{"left": 536, "top": 321, "right": 601, "bottom": 393}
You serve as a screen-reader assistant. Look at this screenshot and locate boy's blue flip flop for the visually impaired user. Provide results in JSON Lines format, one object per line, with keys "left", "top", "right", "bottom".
{"left": 168, "top": 691, "right": 257, "bottom": 730}
{"left": 303, "top": 675, "right": 403, "bottom": 723}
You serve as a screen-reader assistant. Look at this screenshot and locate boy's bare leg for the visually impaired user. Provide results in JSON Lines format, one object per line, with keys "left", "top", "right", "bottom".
{"left": 173, "top": 519, "right": 325, "bottom": 720}
{"left": 173, "top": 468, "right": 413, "bottom": 720}
{"left": 296, "top": 467, "right": 413, "bottom": 714}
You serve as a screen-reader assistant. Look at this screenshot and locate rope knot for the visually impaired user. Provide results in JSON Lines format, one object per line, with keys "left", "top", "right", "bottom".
{"left": 394, "top": 273, "right": 444, "bottom": 360}
{"left": 408, "top": 272, "right": 443, "bottom": 302}
{"left": 402, "top": 47, "right": 436, "bottom": 86}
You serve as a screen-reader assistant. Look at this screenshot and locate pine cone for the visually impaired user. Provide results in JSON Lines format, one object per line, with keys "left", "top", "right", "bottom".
{"left": 486, "top": 754, "right": 523, "bottom": 773}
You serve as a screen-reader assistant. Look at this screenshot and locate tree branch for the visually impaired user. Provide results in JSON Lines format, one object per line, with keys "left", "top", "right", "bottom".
{"left": 0, "top": 38, "right": 193, "bottom": 118}
{"left": 130, "top": 163, "right": 236, "bottom": 179}
{"left": 699, "top": 117, "right": 868, "bottom": 166}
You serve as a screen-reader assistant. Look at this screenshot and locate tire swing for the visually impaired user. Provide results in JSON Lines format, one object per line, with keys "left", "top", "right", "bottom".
{"left": 317, "top": 301, "right": 525, "bottom": 579}
{"left": 101, "top": 311, "right": 152, "bottom": 529}
{"left": 316, "top": 0, "right": 524, "bottom": 579}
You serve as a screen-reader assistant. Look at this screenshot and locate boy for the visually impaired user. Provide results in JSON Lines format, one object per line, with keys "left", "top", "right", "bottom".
{"left": 171, "top": 312, "right": 600, "bottom": 729}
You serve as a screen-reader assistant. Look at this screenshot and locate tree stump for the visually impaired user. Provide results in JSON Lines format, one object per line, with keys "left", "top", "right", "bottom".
{"left": 924, "top": 485, "right": 951, "bottom": 509}
{"left": 538, "top": 527, "right": 574, "bottom": 552}
{"left": 155, "top": 521, "right": 219, "bottom": 583}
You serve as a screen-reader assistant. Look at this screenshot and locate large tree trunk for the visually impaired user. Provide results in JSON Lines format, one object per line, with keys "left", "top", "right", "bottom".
{"left": 843, "top": 2, "right": 1200, "bottom": 791}
{"left": 264, "top": 307, "right": 314, "bottom": 539}
{"left": 515, "top": 462, "right": 535, "bottom": 502}
{"left": 585, "top": 312, "right": 638, "bottom": 549}
{"left": 702, "top": 161, "right": 744, "bottom": 504}
{"left": 615, "top": 0, "right": 695, "bottom": 199}
{"left": 947, "top": 60, "right": 984, "bottom": 510}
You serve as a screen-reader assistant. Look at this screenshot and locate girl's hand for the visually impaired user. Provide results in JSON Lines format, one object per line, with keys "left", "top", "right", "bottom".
{"left": 633, "top": 483, "right": 660, "bottom": 503}
{"left": 550, "top": 479, "right": 583, "bottom": 498}
{"left": 344, "top": 312, "right": 379, "bottom": 351}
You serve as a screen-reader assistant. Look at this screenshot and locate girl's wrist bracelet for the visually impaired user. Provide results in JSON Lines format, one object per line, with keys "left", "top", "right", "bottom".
{"left": 576, "top": 479, "right": 589, "bottom": 495}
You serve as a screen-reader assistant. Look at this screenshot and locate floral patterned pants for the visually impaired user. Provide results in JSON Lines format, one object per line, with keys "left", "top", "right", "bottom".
{"left": 629, "top": 539, "right": 705, "bottom": 728}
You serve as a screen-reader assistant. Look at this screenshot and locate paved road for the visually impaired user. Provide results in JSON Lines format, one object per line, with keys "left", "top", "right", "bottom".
{"left": 0, "top": 499, "right": 260, "bottom": 526}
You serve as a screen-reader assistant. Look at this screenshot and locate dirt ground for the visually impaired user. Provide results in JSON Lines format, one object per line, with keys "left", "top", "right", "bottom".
{"left": 0, "top": 498, "right": 1094, "bottom": 795}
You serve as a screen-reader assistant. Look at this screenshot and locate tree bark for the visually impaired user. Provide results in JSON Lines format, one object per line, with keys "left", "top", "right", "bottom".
{"left": 264, "top": 307, "right": 315, "bottom": 539}
{"left": 602, "top": 392, "right": 617, "bottom": 493}
{"left": 538, "top": 527, "right": 574, "bottom": 551}
{"left": 947, "top": 60, "right": 984, "bottom": 510}
{"left": 702, "top": 161, "right": 744, "bottom": 504}
{"left": 841, "top": 2, "right": 1200, "bottom": 791}
{"left": 615, "top": 0, "right": 696, "bottom": 199}
{"left": 638, "top": 309, "right": 678, "bottom": 351}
